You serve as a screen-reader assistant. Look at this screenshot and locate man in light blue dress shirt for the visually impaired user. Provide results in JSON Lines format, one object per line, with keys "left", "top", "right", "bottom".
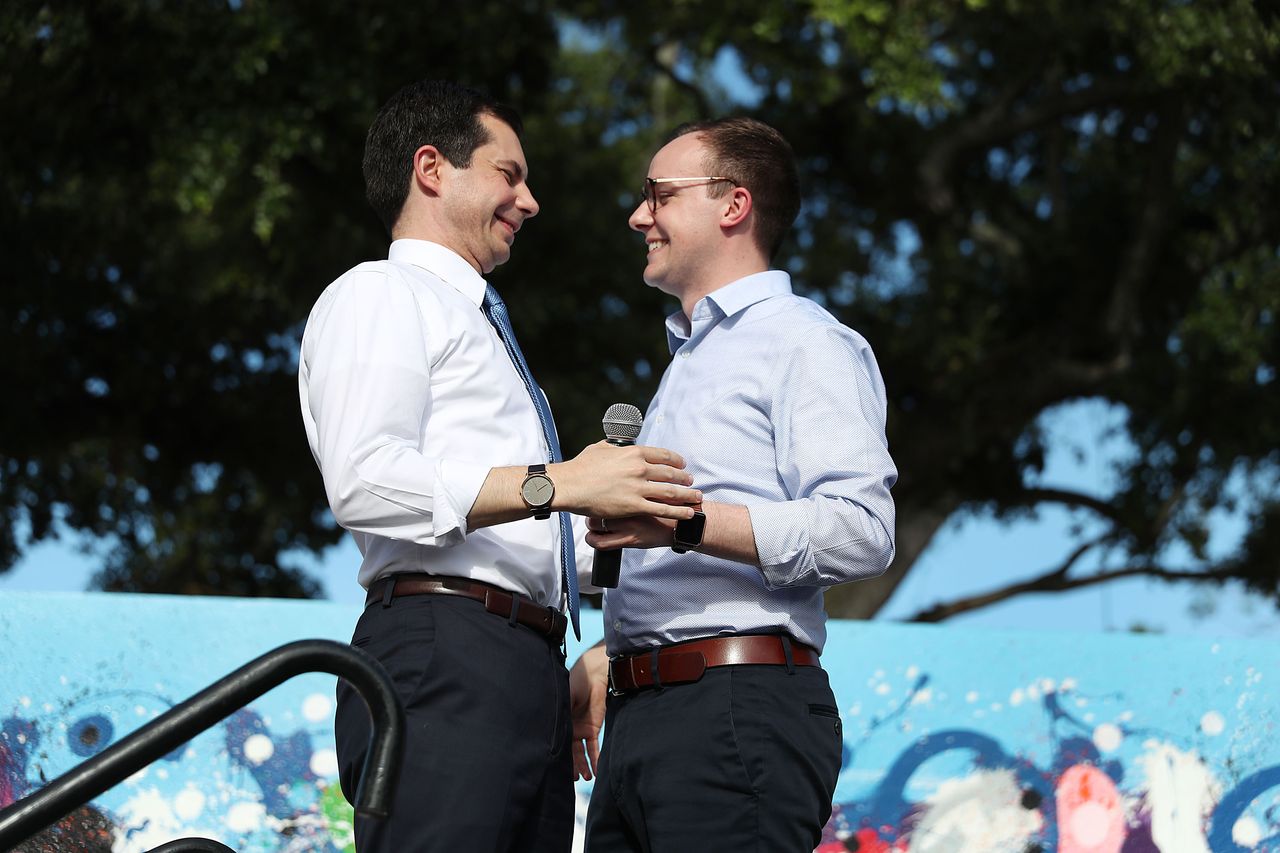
{"left": 570, "top": 118, "right": 898, "bottom": 851}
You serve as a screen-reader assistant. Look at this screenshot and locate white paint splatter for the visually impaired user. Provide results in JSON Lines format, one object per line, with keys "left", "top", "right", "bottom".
{"left": 1026, "top": 684, "right": 1041, "bottom": 701}
{"left": 910, "top": 768, "right": 1042, "bottom": 851}
{"left": 1039, "top": 678, "right": 1057, "bottom": 693}
{"left": 226, "top": 801, "right": 267, "bottom": 833}
{"left": 310, "top": 748, "right": 340, "bottom": 778}
{"left": 18, "top": 696, "right": 30, "bottom": 708}
{"left": 243, "top": 734, "right": 274, "bottom": 765}
{"left": 906, "top": 665, "right": 919, "bottom": 678}
{"left": 1061, "top": 677, "right": 1078, "bottom": 691}
{"left": 135, "top": 705, "right": 147, "bottom": 716}
{"left": 1200, "top": 711, "right": 1225, "bottom": 736}
{"left": 1119, "top": 711, "right": 1134, "bottom": 722}
{"left": 1234, "top": 816, "right": 1263, "bottom": 847}
{"left": 1009, "top": 688, "right": 1025, "bottom": 707}
{"left": 965, "top": 691, "right": 979, "bottom": 703}
{"left": 174, "top": 786, "right": 205, "bottom": 820}
{"left": 303, "top": 693, "right": 332, "bottom": 722}
{"left": 1133, "top": 742, "right": 1219, "bottom": 853}
{"left": 1093, "top": 723, "right": 1123, "bottom": 753}
{"left": 875, "top": 683, "right": 890, "bottom": 695}
{"left": 911, "top": 688, "right": 933, "bottom": 705}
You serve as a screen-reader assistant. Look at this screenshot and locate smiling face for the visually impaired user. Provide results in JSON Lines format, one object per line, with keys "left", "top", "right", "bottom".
{"left": 439, "top": 113, "right": 539, "bottom": 274}
{"left": 627, "top": 132, "right": 728, "bottom": 300}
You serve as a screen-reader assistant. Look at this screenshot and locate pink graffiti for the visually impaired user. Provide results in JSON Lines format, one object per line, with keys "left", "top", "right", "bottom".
{"left": 1055, "top": 764, "right": 1126, "bottom": 852}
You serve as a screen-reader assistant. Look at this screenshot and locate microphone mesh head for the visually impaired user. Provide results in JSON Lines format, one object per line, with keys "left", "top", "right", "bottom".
{"left": 602, "top": 403, "right": 643, "bottom": 442}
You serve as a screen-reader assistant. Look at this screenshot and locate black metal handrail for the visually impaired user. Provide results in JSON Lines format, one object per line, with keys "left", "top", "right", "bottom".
{"left": 0, "top": 639, "right": 404, "bottom": 851}
{"left": 147, "top": 838, "right": 238, "bottom": 852}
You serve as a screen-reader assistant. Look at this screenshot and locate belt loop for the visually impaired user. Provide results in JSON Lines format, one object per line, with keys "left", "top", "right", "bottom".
{"left": 650, "top": 648, "right": 663, "bottom": 691}
{"left": 381, "top": 577, "right": 396, "bottom": 608}
{"left": 508, "top": 594, "right": 520, "bottom": 628}
{"left": 780, "top": 635, "right": 796, "bottom": 674}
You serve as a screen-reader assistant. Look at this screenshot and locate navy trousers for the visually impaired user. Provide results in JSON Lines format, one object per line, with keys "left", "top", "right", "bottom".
{"left": 335, "top": 593, "right": 574, "bottom": 853}
{"left": 585, "top": 664, "right": 842, "bottom": 852}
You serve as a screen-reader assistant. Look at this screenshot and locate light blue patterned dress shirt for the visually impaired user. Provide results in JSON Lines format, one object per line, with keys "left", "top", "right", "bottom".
{"left": 603, "top": 270, "right": 897, "bottom": 655}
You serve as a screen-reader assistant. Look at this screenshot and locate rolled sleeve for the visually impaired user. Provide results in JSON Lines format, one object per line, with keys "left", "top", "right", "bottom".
{"left": 752, "top": 326, "right": 897, "bottom": 589}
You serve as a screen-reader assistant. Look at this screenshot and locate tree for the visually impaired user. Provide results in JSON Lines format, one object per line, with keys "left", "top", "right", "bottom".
{"left": 560, "top": 0, "right": 1280, "bottom": 618}
{"left": 2, "top": 0, "right": 1278, "bottom": 622}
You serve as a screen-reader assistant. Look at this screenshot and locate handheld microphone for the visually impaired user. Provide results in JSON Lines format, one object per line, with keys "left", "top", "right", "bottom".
{"left": 591, "top": 403, "right": 643, "bottom": 588}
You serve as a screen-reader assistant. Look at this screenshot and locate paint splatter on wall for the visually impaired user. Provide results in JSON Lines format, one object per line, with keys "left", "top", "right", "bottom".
{"left": 2, "top": 592, "right": 1277, "bottom": 851}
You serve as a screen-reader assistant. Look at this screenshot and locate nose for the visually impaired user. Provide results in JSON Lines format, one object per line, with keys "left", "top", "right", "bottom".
{"left": 518, "top": 184, "right": 539, "bottom": 219}
{"left": 628, "top": 199, "right": 652, "bottom": 232}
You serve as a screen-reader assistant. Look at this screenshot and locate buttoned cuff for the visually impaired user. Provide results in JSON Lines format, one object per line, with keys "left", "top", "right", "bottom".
{"left": 438, "top": 458, "right": 492, "bottom": 541}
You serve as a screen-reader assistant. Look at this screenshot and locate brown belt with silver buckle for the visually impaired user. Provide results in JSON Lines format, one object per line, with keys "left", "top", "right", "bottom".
{"left": 366, "top": 573, "right": 566, "bottom": 644}
{"left": 608, "top": 634, "right": 820, "bottom": 694}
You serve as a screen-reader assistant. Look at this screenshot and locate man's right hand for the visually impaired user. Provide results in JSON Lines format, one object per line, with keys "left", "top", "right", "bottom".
{"left": 551, "top": 440, "right": 700, "bottom": 521}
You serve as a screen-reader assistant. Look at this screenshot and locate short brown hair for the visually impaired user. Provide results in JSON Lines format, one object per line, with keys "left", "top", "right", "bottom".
{"left": 670, "top": 117, "right": 800, "bottom": 259}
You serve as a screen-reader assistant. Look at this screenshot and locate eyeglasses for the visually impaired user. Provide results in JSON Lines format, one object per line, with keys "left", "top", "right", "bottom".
{"left": 640, "top": 176, "right": 736, "bottom": 213}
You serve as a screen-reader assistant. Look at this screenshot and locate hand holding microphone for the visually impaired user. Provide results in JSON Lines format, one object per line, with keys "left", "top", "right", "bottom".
{"left": 591, "top": 403, "right": 643, "bottom": 588}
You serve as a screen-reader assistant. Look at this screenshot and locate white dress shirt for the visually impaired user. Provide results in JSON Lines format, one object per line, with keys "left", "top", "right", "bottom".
{"left": 298, "top": 239, "right": 589, "bottom": 606}
{"left": 604, "top": 271, "right": 897, "bottom": 654}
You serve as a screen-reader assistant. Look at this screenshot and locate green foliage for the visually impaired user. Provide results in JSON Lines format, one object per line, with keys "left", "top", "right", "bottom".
{"left": 2, "top": 0, "right": 1277, "bottom": 619}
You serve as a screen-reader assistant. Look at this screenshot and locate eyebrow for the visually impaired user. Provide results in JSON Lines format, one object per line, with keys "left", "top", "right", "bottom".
{"left": 494, "top": 159, "right": 526, "bottom": 182}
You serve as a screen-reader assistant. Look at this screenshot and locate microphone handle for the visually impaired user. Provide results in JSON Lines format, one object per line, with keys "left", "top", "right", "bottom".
{"left": 591, "top": 436, "right": 635, "bottom": 588}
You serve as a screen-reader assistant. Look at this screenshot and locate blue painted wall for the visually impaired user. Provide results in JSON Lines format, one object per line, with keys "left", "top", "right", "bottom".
{"left": 1, "top": 591, "right": 1276, "bottom": 851}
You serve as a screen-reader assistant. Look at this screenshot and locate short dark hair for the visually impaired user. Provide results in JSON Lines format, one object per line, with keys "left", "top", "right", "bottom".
{"left": 363, "top": 80, "right": 523, "bottom": 234}
{"left": 670, "top": 117, "right": 800, "bottom": 260}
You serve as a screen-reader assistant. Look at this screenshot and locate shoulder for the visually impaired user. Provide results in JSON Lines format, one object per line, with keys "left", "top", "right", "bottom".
{"left": 308, "top": 260, "right": 454, "bottom": 322}
{"left": 747, "top": 293, "right": 875, "bottom": 359}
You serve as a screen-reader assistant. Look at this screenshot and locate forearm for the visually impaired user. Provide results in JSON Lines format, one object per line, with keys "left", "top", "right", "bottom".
{"left": 466, "top": 443, "right": 701, "bottom": 531}
{"left": 695, "top": 501, "right": 759, "bottom": 566}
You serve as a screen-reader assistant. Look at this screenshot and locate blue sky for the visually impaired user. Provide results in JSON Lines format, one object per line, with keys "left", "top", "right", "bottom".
{"left": 4, "top": 399, "right": 1275, "bottom": 640}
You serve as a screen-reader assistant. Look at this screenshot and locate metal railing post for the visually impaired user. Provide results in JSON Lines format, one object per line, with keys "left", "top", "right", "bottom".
{"left": 0, "top": 639, "right": 404, "bottom": 850}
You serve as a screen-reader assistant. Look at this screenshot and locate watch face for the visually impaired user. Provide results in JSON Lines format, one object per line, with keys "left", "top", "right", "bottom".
{"left": 522, "top": 474, "right": 554, "bottom": 507}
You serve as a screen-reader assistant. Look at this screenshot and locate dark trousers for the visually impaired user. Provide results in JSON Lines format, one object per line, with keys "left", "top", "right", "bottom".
{"left": 585, "top": 665, "right": 842, "bottom": 853}
{"left": 335, "top": 593, "right": 574, "bottom": 853}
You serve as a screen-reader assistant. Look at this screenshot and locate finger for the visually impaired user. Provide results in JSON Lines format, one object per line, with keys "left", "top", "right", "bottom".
{"left": 586, "top": 738, "right": 600, "bottom": 778}
{"left": 585, "top": 532, "right": 630, "bottom": 550}
{"left": 643, "top": 501, "right": 699, "bottom": 520}
{"left": 636, "top": 445, "right": 686, "bottom": 469}
{"left": 572, "top": 741, "right": 593, "bottom": 781}
{"left": 644, "top": 463, "right": 695, "bottom": 485}
{"left": 645, "top": 484, "right": 701, "bottom": 505}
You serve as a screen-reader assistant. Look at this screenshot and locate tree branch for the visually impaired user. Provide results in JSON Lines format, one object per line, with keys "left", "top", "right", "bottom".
{"left": 906, "top": 551, "right": 1235, "bottom": 623}
{"left": 1015, "top": 487, "right": 1126, "bottom": 524}
{"left": 919, "top": 76, "right": 1139, "bottom": 214}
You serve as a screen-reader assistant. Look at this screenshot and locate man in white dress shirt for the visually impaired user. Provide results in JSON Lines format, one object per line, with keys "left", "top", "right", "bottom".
{"left": 298, "top": 80, "right": 701, "bottom": 853}
{"left": 569, "top": 117, "right": 897, "bottom": 851}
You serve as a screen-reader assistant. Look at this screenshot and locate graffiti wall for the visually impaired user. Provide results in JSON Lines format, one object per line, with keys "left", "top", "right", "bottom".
{"left": 1, "top": 591, "right": 1276, "bottom": 852}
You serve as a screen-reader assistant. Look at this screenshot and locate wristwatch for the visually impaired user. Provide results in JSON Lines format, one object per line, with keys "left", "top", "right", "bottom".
{"left": 672, "top": 503, "right": 706, "bottom": 554}
{"left": 520, "top": 464, "right": 555, "bottom": 519}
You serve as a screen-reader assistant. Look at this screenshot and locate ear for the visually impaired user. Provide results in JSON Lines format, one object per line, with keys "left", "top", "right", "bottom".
{"left": 413, "top": 144, "right": 445, "bottom": 196}
{"left": 720, "top": 186, "right": 752, "bottom": 230}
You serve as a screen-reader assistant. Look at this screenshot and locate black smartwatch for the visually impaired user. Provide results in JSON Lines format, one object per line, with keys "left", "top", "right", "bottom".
{"left": 520, "top": 464, "right": 555, "bottom": 519}
{"left": 672, "top": 504, "right": 706, "bottom": 554}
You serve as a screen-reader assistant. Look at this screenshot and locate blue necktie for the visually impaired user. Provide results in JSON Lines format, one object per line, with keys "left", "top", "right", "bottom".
{"left": 482, "top": 285, "right": 580, "bottom": 639}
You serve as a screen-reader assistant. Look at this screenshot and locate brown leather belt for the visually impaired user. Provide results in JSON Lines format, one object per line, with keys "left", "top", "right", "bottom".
{"left": 366, "top": 573, "right": 566, "bottom": 644}
{"left": 608, "top": 635, "right": 820, "bottom": 695}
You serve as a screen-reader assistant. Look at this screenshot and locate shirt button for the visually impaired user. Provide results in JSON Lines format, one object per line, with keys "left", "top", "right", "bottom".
{"left": 680, "top": 350, "right": 691, "bottom": 359}
{"left": 655, "top": 414, "right": 665, "bottom": 424}
{"left": 613, "top": 620, "right": 622, "bottom": 630}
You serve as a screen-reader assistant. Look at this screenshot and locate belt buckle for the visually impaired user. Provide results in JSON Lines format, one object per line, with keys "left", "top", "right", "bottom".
{"left": 607, "top": 659, "right": 622, "bottom": 697}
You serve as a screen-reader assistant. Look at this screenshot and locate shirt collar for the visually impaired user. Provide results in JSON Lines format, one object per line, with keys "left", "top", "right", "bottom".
{"left": 388, "top": 239, "right": 487, "bottom": 306}
{"left": 664, "top": 270, "right": 793, "bottom": 353}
